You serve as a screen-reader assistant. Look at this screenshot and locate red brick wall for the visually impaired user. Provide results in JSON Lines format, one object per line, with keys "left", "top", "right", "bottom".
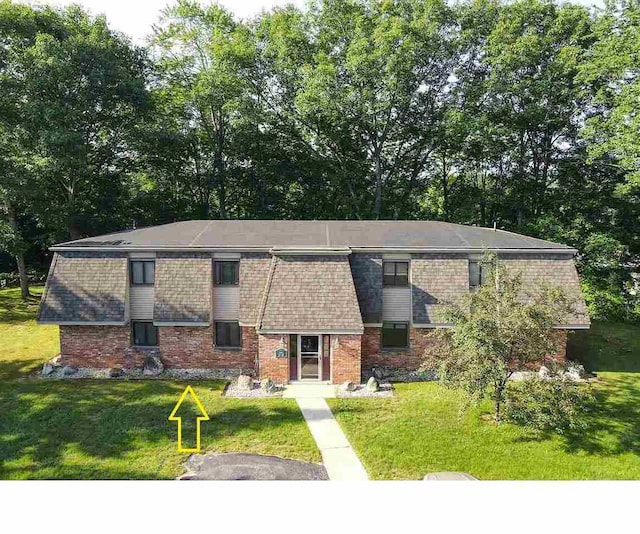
{"left": 59, "top": 324, "right": 257, "bottom": 372}
{"left": 257, "top": 334, "right": 290, "bottom": 383}
{"left": 361, "top": 327, "right": 438, "bottom": 372}
{"left": 362, "top": 326, "right": 568, "bottom": 374}
{"left": 59, "top": 325, "right": 138, "bottom": 368}
{"left": 331, "top": 334, "right": 362, "bottom": 383}
{"left": 159, "top": 326, "right": 256, "bottom": 371}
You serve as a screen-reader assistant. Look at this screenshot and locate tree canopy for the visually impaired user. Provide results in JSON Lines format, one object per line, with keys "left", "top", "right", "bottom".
{"left": 0, "top": 0, "right": 638, "bottom": 322}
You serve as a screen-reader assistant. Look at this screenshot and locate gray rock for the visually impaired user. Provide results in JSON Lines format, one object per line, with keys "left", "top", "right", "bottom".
{"left": 237, "top": 374, "right": 253, "bottom": 391}
{"left": 142, "top": 355, "right": 164, "bottom": 376}
{"left": 564, "top": 364, "right": 586, "bottom": 382}
{"left": 538, "top": 365, "right": 550, "bottom": 379}
{"left": 260, "top": 378, "right": 276, "bottom": 393}
{"left": 62, "top": 365, "right": 78, "bottom": 376}
{"left": 108, "top": 367, "right": 124, "bottom": 378}
{"left": 366, "top": 376, "right": 379, "bottom": 392}
{"left": 339, "top": 381, "right": 357, "bottom": 392}
{"left": 566, "top": 363, "right": 586, "bottom": 380}
{"left": 42, "top": 363, "right": 55, "bottom": 376}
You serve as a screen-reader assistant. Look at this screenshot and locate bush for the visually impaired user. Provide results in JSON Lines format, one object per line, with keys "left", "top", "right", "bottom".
{"left": 505, "top": 378, "right": 595, "bottom": 435}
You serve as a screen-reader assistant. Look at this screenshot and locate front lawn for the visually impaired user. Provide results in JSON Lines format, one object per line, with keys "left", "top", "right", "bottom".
{"left": 330, "top": 322, "right": 640, "bottom": 480}
{"left": 0, "top": 379, "right": 319, "bottom": 479}
{"left": 0, "top": 287, "right": 319, "bottom": 479}
{"left": 0, "top": 286, "right": 59, "bottom": 379}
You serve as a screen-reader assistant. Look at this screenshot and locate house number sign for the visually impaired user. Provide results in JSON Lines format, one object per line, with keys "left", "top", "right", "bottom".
{"left": 275, "top": 348, "right": 288, "bottom": 358}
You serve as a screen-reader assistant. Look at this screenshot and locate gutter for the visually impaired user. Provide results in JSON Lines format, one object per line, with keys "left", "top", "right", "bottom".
{"left": 49, "top": 245, "right": 577, "bottom": 255}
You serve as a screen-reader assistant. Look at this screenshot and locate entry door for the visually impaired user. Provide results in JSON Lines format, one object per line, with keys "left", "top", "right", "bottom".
{"left": 298, "top": 335, "right": 321, "bottom": 380}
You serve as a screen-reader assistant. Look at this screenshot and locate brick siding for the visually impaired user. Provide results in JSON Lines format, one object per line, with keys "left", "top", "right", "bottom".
{"left": 331, "top": 334, "right": 362, "bottom": 383}
{"left": 257, "top": 334, "right": 290, "bottom": 383}
{"left": 59, "top": 324, "right": 257, "bottom": 372}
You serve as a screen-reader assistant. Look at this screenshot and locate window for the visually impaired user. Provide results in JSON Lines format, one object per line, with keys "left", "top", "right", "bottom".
{"left": 130, "top": 260, "right": 155, "bottom": 286}
{"left": 214, "top": 261, "right": 239, "bottom": 285}
{"left": 383, "top": 261, "right": 409, "bottom": 286}
{"left": 469, "top": 260, "right": 489, "bottom": 289}
{"left": 132, "top": 321, "right": 158, "bottom": 346}
{"left": 214, "top": 321, "right": 241, "bottom": 348}
{"left": 382, "top": 322, "right": 409, "bottom": 349}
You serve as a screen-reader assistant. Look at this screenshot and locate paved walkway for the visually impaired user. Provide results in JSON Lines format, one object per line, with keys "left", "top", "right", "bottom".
{"left": 296, "top": 397, "right": 369, "bottom": 480}
{"left": 283, "top": 383, "right": 336, "bottom": 398}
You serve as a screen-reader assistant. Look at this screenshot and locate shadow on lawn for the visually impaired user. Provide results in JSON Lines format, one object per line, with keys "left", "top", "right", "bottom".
{"left": 0, "top": 291, "right": 42, "bottom": 323}
{"left": 0, "top": 379, "right": 304, "bottom": 479}
{"left": 514, "top": 374, "right": 640, "bottom": 457}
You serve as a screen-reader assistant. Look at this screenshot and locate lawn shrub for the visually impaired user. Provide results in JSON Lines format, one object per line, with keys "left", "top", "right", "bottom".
{"left": 505, "top": 378, "right": 595, "bottom": 435}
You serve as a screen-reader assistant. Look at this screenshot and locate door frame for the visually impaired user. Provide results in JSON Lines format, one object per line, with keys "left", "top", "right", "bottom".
{"left": 297, "top": 334, "right": 322, "bottom": 381}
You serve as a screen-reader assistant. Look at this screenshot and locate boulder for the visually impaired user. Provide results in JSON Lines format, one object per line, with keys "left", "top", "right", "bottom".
{"left": 260, "top": 378, "right": 276, "bottom": 394}
{"left": 108, "top": 367, "right": 124, "bottom": 378}
{"left": 61, "top": 365, "right": 78, "bottom": 376}
{"left": 142, "top": 355, "right": 164, "bottom": 376}
{"left": 237, "top": 374, "right": 253, "bottom": 391}
{"left": 366, "top": 376, "right": 379, "bottom": 393}
{"left": 339, "top": 381, "right": 357, "bottom": 392}
{"left": 538, "top": 365, "right": 550, "bottom": 379}
{"left": 565, "top": 364, "right": 586, "bottom": 382}
{"left": 373, "top": 366, "right": 391, "bottom": 380}
{"left": 42, "top": 363, "right": 55, "bottom": 376}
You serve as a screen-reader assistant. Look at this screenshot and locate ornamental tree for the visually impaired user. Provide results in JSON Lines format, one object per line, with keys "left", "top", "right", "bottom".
{"left": 423, "top": 253, "right": 576, "bottom": 422}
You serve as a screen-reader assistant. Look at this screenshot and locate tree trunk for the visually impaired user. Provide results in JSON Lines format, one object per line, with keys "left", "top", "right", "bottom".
{"left": 6, "top": 204, "right": 30, "bottom": 299}
{"left": 373, "top": 150, "right": 383, "bottom": 219}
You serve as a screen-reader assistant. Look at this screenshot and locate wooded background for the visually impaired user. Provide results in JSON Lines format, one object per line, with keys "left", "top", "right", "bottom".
{"left": 0, "top": 0, "right": 638, "bottom": 322}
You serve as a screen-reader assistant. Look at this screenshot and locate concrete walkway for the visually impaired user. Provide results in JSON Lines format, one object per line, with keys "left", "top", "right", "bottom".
{"left": 283, "top": 383, "right": 336, "bottom": 398}
{"left": 296, "top": 397, "right": 369, "bottom": 481}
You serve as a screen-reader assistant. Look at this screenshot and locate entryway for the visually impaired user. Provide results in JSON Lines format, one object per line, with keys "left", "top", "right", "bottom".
{"left": 299, "top": 334, "right": 321, "bottom": 380}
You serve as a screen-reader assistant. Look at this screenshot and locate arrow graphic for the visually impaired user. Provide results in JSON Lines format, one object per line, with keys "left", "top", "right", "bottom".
{"left": 168, "top": 385, "right": 210, "bottom": 453}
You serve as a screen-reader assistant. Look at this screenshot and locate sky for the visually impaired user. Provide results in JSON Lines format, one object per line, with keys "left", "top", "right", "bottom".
{"left": 17, "top": 0, "right": 605, "bottom": 44}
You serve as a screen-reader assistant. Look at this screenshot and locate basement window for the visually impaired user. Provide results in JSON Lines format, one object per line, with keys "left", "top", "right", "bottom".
{"left": 132, "top": 321, "right": 158, "bottom": 347}
{"left": 215, "top": 321, "right": 241, "bottom": 348}
{"left": 382, "top": 322, "right": 409, "bottom": 349}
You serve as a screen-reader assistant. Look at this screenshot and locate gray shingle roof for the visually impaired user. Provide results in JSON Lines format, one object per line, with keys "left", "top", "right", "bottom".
{"left": 51, "top": 220, "right": 574, "bottom": 251}
{"left": 258, "top": 255, "right": 364, "bottom": 332}
{"left": 38, "top": 252, "right": 128, "bottom": 323}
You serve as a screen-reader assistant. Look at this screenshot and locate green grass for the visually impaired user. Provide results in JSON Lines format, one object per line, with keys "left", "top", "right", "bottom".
{"left": 0, "top": 287, "right": 319, "bottom": 479}
{"left": 0, "top": 286, "right": 59, "bottom": 379}
{"left": 1, "top": 285, "right": 639, "bottom": 479}
{"left": 0, "top": 380, "right": 320, "bottom": 479}
{"left": 329, "top": 321, "right": 640, "bottom": 479}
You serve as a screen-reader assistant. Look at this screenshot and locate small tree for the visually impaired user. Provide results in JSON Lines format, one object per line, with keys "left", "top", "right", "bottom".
{"left": 423, "top": 252, "right": 575, "bottom": 422}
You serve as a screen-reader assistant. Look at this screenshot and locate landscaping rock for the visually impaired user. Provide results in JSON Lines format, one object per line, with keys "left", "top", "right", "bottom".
{"left": 373, "top": 366, "right": 392, "bottom": 380}
{"left": 565, "top": 363, "right": 586, "bottom": 382}
{"left": 62, "top": 365, "right": 78, "bottom": 376}
{"left": 339, "top": 381, "right": 357, "bottom": 392}
{"left": 366, "top": 376, "right": 379, "bottom": 392}
{"left": 42, "top": 363, "right": 55, "bottom": 376}
{"left": 539, "top": 365, "right": 550, "bottom": 379}
{"left": 237, "top": 374, "right": 253, "bottom": 391}
{"left": 142, "top": 355, "right": 164, "bottom": 376}
{"left": 260, "top": 378, "right": 276, "bottom": 393}
{"left": 108, "top": 367, "right": 124, "bottom": 378}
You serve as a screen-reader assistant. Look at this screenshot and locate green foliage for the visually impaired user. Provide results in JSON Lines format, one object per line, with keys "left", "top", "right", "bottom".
{"left": 424, "top": 252, "right": 575, "bottom": 421}
{"left": 505, "top": 377, "right": 596, "bottom": 435}
{"left": 0, "top": 0, "right": 638, "bottom": 323}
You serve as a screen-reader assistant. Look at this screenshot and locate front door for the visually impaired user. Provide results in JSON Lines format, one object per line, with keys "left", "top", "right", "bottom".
{"left": 298, "top": 335, "right": 322, "bottom": 380}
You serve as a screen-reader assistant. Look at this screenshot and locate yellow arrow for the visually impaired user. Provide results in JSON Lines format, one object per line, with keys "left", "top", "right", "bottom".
{"left": 168, "top": 385, "right": 210, "bottom": 453}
